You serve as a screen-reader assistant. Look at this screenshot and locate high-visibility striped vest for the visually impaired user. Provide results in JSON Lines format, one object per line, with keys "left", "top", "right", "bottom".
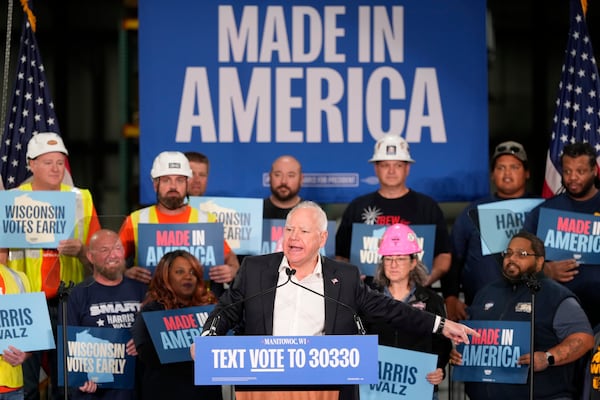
{"left": 129, "top": 205, "right": 214, "bottom": 265}
{"left": 7, "top": 183, "right": 95, "bottom": 295}
{"left": 0, "top": 266, "right": 31, "bottom": 389}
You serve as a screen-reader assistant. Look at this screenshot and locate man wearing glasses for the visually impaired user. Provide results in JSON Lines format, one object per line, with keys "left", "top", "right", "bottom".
{"left": 523, "top": 142, "right": 600, "bottom": 330}
{"left": 443, "top": 141, "right": 537, "bottom": 321}
{"left": 450, "top": 231, "right": 593, "bottom": 399}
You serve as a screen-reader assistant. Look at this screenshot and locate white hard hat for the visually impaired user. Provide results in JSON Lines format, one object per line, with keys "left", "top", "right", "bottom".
{"left": 26, "top": 132, "right": 69, "bottom": 159}
{"left": 368, "top": 134, "right": 415, "bottom": 163}
{"left": 150, "top": 151, "right": 193, "bottom": 179}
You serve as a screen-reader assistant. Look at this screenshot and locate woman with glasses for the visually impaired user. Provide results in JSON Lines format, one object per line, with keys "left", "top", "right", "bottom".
{"left": 367, "top": 223, "right": 451, "bottom": 400}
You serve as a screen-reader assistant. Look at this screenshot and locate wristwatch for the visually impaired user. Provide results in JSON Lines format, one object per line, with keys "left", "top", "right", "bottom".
{"left": 435, "top": 317, "right": 446, "bottom": 335}
{"left": 545, "top": 351, "right": 555, "bottom": 366}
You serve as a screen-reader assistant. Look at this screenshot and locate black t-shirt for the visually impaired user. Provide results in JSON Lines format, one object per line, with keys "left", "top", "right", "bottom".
{"left": 263, "top": 197, "right": 296, "bottom": 219}
{"left": 335, "top": 190, "right": 451, "bottom": 259}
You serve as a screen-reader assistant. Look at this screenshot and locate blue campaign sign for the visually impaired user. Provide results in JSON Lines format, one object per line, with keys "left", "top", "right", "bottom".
{"left": 57, "top": 326, "right": 136, "bottom": 389}
{"left": 350, "top": 223, "right": 435, "bottom": 276}
{"left": 138, "top": 0, "right": 489, "bottom": 205}
{"left": 137, "top": 223, "right": 224, "bottom": 278}
{"left": 537, "top": 208, "right": 600, "bottom": 264}
{"left": 0, "top": 292, "right": 54, "bottom": 352}
{"left": 0, "top": 191, "right": 76, "bottom": 248}
{"left": 452, "top": 320, "right": 530, "bottom": 384}
{"left": 477, "top": 198, "right": 544, "bottom": 255}
{"left": 261, "top": 219, "right": 336, "bottom": 257}
{"left": 0, "top": 292, "right": 55, "bottom": 354}
{"left": 194, "top": 335, "right": 378, "bottom": 385}
{"left": 142, "top": 305, "right": 215, "bottom": 364}
{"left": 189, "top": 196, "right": 263, "bottom": 255}
{"left": 360, "top": 345, "right": 437, "bottom": 399}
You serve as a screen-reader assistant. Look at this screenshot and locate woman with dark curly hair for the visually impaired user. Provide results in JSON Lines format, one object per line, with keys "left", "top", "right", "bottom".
{"left": 131, "top": 250, "right": 221, "bottom": 400}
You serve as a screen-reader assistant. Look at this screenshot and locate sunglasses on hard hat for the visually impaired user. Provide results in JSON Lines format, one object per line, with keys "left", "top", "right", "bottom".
{"left": 495, "top": 145, "right": 522, "bottom": 153}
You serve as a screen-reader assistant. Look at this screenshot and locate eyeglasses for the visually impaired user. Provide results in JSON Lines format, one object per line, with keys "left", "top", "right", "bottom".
{"left": 383, "top": 256, "right": 411, "bottom": 265}
{"left": 501, "top": 249, "right": 538, "bottom": 259}
{"left": 496, "top": 145, "right": 522, "bottom": 154}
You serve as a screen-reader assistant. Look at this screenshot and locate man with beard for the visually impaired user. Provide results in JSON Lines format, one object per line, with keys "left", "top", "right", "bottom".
{"left": 119, "top": 151, "right": 239, "bottom": 296}
{"left": 523, "top": 142, "right": 600, "bottom": 329}
{"left": 450, "top": 231, "right": 593, "bottom": 399}
{"left": 61, "top": 229, "right": 147, "bottom": 400}
{"left": 263, "top": 155, "right": 303, "bottom": 219}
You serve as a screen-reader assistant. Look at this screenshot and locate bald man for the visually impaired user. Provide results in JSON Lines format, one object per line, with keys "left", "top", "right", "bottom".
{"left": 263, "top": 155, "right": 304, "bottom": 219}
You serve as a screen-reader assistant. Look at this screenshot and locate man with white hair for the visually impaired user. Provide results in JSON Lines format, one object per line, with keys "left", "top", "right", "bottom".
{"left": 204, "top": 200, "right": 478, "bottom": 400}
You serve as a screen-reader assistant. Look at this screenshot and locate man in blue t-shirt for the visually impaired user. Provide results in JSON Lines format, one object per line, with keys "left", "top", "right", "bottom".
{"left": 60, "top": 229, "right": 147, "bottom": 400}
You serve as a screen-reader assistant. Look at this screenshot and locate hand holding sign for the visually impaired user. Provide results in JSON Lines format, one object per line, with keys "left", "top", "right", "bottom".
{"left": 544, "top": 259, "right": 579, "bottom": 283}
{"left": 2, "top": 346, "right": 28, "bottom": 367}
{"left": 124, "top": 266, "right": 152, "bottom": 284}
{"left": 57, "top": 238, "right": 85, "bottom": 258}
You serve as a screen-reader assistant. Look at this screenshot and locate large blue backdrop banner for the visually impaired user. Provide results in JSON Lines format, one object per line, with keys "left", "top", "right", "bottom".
{"left": 139, "top": 0, "right": 488, "bottom": 205}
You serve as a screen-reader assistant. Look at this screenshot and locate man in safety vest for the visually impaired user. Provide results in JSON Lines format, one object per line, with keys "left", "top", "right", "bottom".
{"left": 0, "top": 132, "right": 101, "bottom": 400}
{"left": 119, "top": 151, "right": 239, "bottom": 296}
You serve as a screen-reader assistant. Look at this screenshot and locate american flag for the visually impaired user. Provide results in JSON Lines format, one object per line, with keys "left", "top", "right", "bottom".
{"left": 542, "top": 0, "right": 600, "bottom": 198}
{"left": 0, "top": 7, "right": 71, "bottom": 189}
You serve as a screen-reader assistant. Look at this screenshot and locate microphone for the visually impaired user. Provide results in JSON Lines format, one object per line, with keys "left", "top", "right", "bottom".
{"left": 287, "top": 268, "right": 366, "bottom": 335}
{"left": 523, "top": 272, "right": 541, "bottom": 293}
{"left": 204, "top": 267, "right": 295, "bottom": 336}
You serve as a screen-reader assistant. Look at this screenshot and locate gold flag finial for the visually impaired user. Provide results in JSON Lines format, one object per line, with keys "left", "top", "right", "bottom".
{"left": 19, "top": 0, "right": 36, "bottom": 32}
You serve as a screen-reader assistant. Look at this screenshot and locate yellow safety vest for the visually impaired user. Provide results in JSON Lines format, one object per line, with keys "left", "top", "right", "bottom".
{"left": 130, "top": 205, "right": 214, "bottom": 265}
{"left": 0, "top": 266, "right": 31, "bottom": 389}
{"left": 7, "top": 183, "right": 95, "bottom": 294}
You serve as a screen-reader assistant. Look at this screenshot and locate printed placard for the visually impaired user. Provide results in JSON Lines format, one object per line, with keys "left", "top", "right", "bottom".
{"left": 0, "top": 292, "right": 55, "bottom": 352}
{"left": 189, "top": 196, "right": 263, "bottom": 255}
{"left": 360, "top": 345, "right": 437, "bottom": 399}
{"left": 477, "top": 198, "right": 544, "bottom": 255}
{"left": 452, "top": 320, "right": 530, "bottom": 384}
{"left": 194, "top": 335, "right": 378, "bottom": 385}
{"left": 261, "top": 219, "right": 336, "bottom": 257}
{"left": 142, "top": 305, "right": 215, "bottom": 364}
{"left": 57, "top": 326, "right": 136, "bottom": 388}
{"left": 537, "top": 208, "right": 600, "bottom": 264}
{"left": 138, "top": 223, "right": 224, "bottom": 278}
{"left": 0, "top": 191, "right": 76, "bottom": 248}
{"left": 350, "top": 223, "right": 435, "bottom": 276}
{"left": 138, "top": 1, "right": 489, "bottom": 205}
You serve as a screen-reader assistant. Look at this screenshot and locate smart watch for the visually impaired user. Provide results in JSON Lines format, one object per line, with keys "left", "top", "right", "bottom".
{"left": 545, "top": 351, "right": 555, "bottom": 366}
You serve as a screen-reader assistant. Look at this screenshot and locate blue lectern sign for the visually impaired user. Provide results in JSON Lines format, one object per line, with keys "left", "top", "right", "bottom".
{"left": 194, "top": 335, "right": 378, "bottom": 385}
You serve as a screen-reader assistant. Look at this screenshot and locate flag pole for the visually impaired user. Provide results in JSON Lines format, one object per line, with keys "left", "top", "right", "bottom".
{"left": 1, "top": 0, "right": 15, "bottom": 140}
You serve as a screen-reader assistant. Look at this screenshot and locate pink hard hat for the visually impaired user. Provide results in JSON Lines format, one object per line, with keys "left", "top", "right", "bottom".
{"left": 378, "top": 223, "right": 421, "bottom": 256}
